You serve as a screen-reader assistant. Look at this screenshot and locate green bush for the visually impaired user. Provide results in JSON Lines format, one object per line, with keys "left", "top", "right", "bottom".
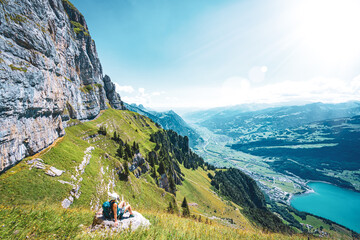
{"left": 70, "top": 21, "right": 89, "bottom": 36}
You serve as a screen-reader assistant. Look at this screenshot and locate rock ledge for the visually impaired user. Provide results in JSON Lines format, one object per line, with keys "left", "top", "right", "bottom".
{"left": 92, "top": 211, "right": 150, "bottom": 232}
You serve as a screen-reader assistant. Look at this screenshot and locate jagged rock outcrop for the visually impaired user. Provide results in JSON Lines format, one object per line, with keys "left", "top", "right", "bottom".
{"left": 103, "top": 75, "right": 124, "bottom": 110}
{"left": 129, "top": 153, "right": 150, "bottom": 178}
{"left": 0, "top": 0, "right": 124, "bottom": 171}
{"left": 159, "top": 173, "right": 170, "bottom": 192}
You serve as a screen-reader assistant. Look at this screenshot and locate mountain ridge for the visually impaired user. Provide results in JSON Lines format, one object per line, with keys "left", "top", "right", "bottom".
{"left": 124, "top": 103, "right": 202, "bottom": 147}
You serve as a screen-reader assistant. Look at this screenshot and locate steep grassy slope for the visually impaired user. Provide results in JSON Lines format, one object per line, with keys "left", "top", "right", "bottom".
{"left": 0, "top": 108, "right": 172, "bottom": 210}
{"left": 0, "top": 108, "right": 351, "bottom": 239}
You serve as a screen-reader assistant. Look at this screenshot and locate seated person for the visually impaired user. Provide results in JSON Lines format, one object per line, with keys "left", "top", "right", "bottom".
{"left": 108, "top": 192, "right": 134, "bottom": 226}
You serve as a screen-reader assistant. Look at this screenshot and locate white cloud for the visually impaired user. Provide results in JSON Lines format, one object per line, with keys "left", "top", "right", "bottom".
{"left": 114, "top": 83, "right": 134, "bottom": 93}
{"left": 119, "top": 87, "right": 165, "bottom": 106}
{"left": 248, "top": 66, "right": 267, "bottom": 83}
{"left": 114, "top": 75, "right": 360, "bottom": 110}
{"left": 138, "top": 88, "right": 145, "bottom": 94}
{"left": 218, "top": 75, "right": 360, "bottom": 106}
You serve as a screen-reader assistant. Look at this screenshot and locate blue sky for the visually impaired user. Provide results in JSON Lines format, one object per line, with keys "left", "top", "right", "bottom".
{"left": 72, "top": 0, "right": 360, "bottom": 110}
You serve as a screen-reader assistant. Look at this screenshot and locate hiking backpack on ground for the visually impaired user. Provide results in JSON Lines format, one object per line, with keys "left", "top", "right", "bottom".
{"left": 102, "top": 201, "right": 114, "bottom": 219}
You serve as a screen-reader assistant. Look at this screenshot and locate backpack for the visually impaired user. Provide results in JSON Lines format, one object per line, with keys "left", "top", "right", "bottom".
{"left": 102, "top": 201, "right": 114, "bottom": 219}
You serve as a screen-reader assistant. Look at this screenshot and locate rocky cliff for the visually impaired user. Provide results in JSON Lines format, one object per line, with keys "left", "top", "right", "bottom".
{"left": 0, "top": 0, "right": 125, "bottom": 171}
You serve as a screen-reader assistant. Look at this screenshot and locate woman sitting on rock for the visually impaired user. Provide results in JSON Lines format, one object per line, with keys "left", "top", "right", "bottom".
{"left": 108, "top": 192, "right": 134, "bottom": 226}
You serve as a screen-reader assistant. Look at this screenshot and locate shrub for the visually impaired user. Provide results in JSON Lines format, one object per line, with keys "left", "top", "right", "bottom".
{"left": 98, "top": 126, "right": 107, "bottom": 135}
{"left": 70, "top": 21, "right": 89, "bottom": 36}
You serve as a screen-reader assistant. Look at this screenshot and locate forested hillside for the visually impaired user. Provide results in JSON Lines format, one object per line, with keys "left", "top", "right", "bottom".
{"left": 211, "top": 168, "right": 291, "bottom": 233}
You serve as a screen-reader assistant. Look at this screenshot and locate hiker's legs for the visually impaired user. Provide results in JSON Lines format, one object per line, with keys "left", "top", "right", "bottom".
{"left": 124, "top": 204, "right": 133, "bottom": 215}
{"left": 118, "top": 201, "right": 126, "bottom": 208}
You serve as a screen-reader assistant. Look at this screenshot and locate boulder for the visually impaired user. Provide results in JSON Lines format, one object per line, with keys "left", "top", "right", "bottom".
{"left": 61, "top": 196, "right": 73, "bottom": 209}
{"left": 28, "top": 158, "right": 45, "bottom": 170}
{"left": 45, "top": 166, "right": 64, "bottom": 177}
{"left": 92, "top": 211, "right": 150, "bottom": 232}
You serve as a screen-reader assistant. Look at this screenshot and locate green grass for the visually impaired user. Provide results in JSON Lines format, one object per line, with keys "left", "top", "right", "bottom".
{"left": 94, "top": 83, "right": 102, "bottom": 89}
{"left": 0, "top": 204, "right": 92, "bottom": 239}
{"left": 9, "top": 64, "right": 27, "bottom": 72}
{"left": 0, "top": 204, "right": 309, "bottom": 240}
{"left": 80, "top": 84, "right": 93, "bottom": 93}
{"left": 0, "top": 161, "right": 71, "bottom": 205}
{"left": 176, "top": 166, "right": 254, "bottom": 229}
{"left": 78, "top": 211, "right": 309, "bottom": 240}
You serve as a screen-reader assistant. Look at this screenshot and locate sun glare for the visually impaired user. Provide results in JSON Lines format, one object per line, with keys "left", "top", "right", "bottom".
{"left": 295, "top": 0, "right": 360, "bottom": 63}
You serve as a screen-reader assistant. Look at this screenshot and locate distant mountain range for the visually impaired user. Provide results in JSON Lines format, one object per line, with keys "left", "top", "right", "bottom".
{"left": 124, "top": 103, "right": 202, "bottom": 147}
{"left": 187, "top": 101, "right": 360, "bottom": 139}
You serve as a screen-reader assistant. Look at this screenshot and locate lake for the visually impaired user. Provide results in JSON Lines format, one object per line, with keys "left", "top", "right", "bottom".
{"left": 290, "top": 182, "right": 360, "bottom": 233}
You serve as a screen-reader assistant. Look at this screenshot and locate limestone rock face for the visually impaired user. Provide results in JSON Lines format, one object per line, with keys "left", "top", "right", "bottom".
{"left": 0, "top": 0, "right": 124, "bottom": 171}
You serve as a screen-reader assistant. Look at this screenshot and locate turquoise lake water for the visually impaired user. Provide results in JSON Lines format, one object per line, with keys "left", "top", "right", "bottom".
{"left": 290, "top": 182, "right": 360, "bottom": 233}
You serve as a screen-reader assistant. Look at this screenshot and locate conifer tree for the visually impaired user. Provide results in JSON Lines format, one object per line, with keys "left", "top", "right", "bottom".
{"left": 124, "top": 143, "right": 132, "bottom": 160}
{"left": 169, "top": 173, "right": 176, "bottom": 195}
{"left": 123, "top": 162, "right": 130, "bottom": 180}
{"left": 154, "top": 143, "right": 160, "bottom": 151}
{"left": 157, "top": 160, "right": 165, "bottom": 175}
{"left": 167, "top": 201, "right": 174, "bottom": 214}
{"left": 181, "top": 197, "right": 190, "bottom": 217}
{"left": 113, "top": 131, "right": 117, "bottom": 141}
{"left": 116, "top": 145, "right": 123, "bottom": 158}
{"left": 98, "top": 126, "right": 107, "bottom": 135}
{"left": 132, "top": 141, "right": 137, "bottom": 154}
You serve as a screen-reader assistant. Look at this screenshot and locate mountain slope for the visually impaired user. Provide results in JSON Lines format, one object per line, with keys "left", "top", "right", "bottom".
{"left": 125, "top": 103, "right": 202, "bottom": 147}
{"left": 0, "top": 108, "right": 324, "bottom": 239}
{"left": 0, "top": 0, "right": 124, "bottom": 171}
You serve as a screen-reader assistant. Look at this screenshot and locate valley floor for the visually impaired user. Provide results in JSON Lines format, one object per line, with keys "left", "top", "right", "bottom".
{"left": 191, "top": 124, "right": 309, "bottom": 203}
{"left": 190, "top": 123, "right": 359, "bottom": 238}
